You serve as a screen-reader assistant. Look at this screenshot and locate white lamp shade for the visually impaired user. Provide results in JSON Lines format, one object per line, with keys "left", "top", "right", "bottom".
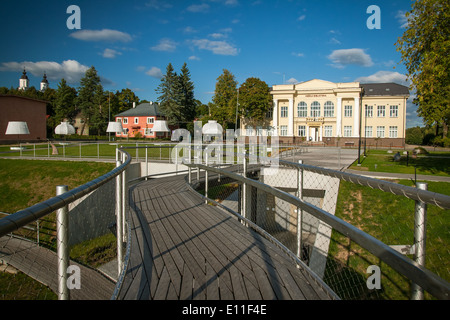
{"left": 152, "top": 120, "right": 170, "bottom": 132}
{"left": 5, "top": 121, "right": 30, "bottom": 135}
{"left": 107, "top": 121, "right": 123, "bottom": 133}
{"left": 55, "top": 121, "right": 76, "bottom": 135}
{"left": 202, "top": 120, "right": 223, "bottom": 135}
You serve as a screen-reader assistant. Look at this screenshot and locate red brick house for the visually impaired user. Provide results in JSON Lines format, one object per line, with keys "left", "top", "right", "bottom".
{"left": 114, "top": 102, "right": 171, "bottom": 139}
{"left": 0, "top": 95, "right": 47, "bottom": 142}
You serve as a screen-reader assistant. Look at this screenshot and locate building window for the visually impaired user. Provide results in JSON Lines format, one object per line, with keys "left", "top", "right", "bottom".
{"left": 344, "top": 105, "right": 352, "bottom": 117}
{"left": 365, "top": 126, "right": 373, "bottom": 137}
{"left": 365, "top": 105, "right": 373, "bottom": 118}
{"left": 145, "top": 128, "right": 153, "bottom": 135}
{"left": 389, "top": 126, "right": 398, "bottom": 138}
{"left": 324, "top": 101, "right": 334, "bottom": 117}
{"left": 324, "top": 125, "right": 333, "bottom": 137}
{"left": 123, "top": 118, "right": 128, "bottom": 124}
{"left": 256, "top": 126, "right": 263, "bottom": 136}
{"left": 266, "top": 109, "right": 273, "bottom": 118}
{"left": 266, "top": 126, "right": 274, "bottom": 136}
{"left": 147, "top": 117, "right": 154, "bottom": 124}
{"left": 246, "top": 126, "right": 254, "bottom": 136}
{"left": 344, "top": 126, "right": 352, "bottom": 137}
{"left": 134, "top": 117, "right": 139, "bottom": 124}
{"left": 310, "top": 101, "right": 320, "bottom": 117}
{"left": 297, "top": 102, "right": 307, "bottom": 117}
{"left": 281, "top": 106, "right": 288, "bottom": 118}
{"left": 298, "top": 125, "right": 306, "bottom": 137}
{"left": 377, "top": 105, "right": 385, "bottom": 117}
{"left": 377, "top": 126, "right": 385, "bottom": 138}
{"left": 390, "top": 105, "right": 398, "bottom": 117}
{"left": 280, "top": 125, "right": 288, "bottom": 136}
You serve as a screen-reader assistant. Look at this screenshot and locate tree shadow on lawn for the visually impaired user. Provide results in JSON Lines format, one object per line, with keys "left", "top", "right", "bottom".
{"left": 389, "top": 155, "right": 450, "bottom": 176}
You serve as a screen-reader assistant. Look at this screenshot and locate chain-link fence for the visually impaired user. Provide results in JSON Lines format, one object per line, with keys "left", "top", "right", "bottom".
{"left": 0, "top": 149, "right": 132, "bottom": 300}
{"left": 185, "top": 151, "right": 450, "bottom": 300}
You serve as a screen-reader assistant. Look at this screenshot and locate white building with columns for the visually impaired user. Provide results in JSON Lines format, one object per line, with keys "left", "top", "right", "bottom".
{"left": 254, "top": 79, "right": 409, "bottom": 147}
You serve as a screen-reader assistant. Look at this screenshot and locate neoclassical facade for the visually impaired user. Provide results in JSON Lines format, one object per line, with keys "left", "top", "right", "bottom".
{"left": 245, "top": 79, "right": 409, "bottom": 147}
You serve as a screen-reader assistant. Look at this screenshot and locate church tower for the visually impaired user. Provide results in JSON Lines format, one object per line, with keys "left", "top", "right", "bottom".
{"left": 40, "top": 72, "right": 49, "bottom": 91}
{"left": 19, "top": 69, "right": 29, "bottom": 90}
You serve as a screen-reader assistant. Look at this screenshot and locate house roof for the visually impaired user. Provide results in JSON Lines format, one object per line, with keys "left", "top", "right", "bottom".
{"left": 361, "top": 83, "right": 409, "bottom": 96}
{"left": 115, "top": 102, "right": 163, "bottom": 117}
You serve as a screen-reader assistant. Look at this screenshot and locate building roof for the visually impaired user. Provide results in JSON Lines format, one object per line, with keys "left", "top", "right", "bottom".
{"left": 41, "top": 73, "right": 48, "bottom": 84}
{"left": 361, "top": 83, "right": 409, "bottom": 96}
{"left": 115, "top": 102, "right": 163, "bottom": 117}
{"left": 20, "top": 69, "right": 28, "bottom": 80}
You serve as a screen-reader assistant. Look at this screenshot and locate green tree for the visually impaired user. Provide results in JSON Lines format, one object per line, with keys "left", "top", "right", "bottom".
{"left": 156, "top": 63, "right": 183, "bottom": 126}
{"left": 178, "top": 62, "right": 196, "bottom": 127}
{"left": 238, "top": 77, "right": 272, "bottom": 128}
{"left": 77, "top": 66, "right": 104, "bottom": 135}
{"left": 54, "top": 79, "right": 78, "bottom": 124}
{"left": 395, "top": 0, "right": 450, "bottom": 137}
{"left": 211, "top": 69, "right": 238, "bottom": 129}
{"left": 116, "top": 88, "right": 140, "bottom": 113}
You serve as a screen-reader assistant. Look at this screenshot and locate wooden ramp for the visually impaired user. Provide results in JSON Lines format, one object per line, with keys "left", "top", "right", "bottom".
{"left": 118, "top": 174, "right": 337, "bottom": 300}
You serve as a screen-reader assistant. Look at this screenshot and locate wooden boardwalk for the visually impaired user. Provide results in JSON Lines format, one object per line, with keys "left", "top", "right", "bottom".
{"left": 0, "top": 236, "right": 115, "bottom": 299}
{"left": 117, "top": 174, "right": 337, "bottom": 300}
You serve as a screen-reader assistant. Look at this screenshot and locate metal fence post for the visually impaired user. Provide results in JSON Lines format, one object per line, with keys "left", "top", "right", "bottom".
{"left": 121, "top": 152, "right": 127, "bottom": 243}
{"left": 242, "top": 150, "right": 247, "bottom": 221}
{"left": 145, "top": 145, "right": 148, "bottom": 180}
{"left": 411, "top": 182, "right": 428, "bottom": 300}
{"left": 115, "top": 160, "right": 123, "bottom": 277}
{"left": 205, "top": 153, "right": 209, "bottom": 204}
{"left": 297, "top": 160, "right": 303, "bottom": 259}
{"left": 56, "top": 185, "right": 69, "bottom": 300}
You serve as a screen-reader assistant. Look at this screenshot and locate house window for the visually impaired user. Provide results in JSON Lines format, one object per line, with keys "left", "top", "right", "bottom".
{"left": 377, "top": 105, "right": 385, "bottom": 117}
{"left": 377, "top": 126, "right": 385, "bottom": 138}
{"left": 280, "top": 106, "right": 288, "bottom": 118}
{"left": 324, "top": 125, "right": 333, "bottom": 137}
{"left": 266, "top": 109, "right": 273, "bottom": 119}
{"left": 280, "top": 125, "right": 288, "bottom": 136}
{"left": 390, "top": 105, "right": 398, "bottom": 118}
{"left": 365, "top": 126, "right": 373, "bottom": 137}
{"left": 310, "top": 101, "right": 320, "bottom": 117}
{"left": 144, "top": 128, "right": 153, "bottom": 135}
{"left": 344, "top": 105, "right": 352, "bottom": 117}
{"left": 123, "top": 118, "right": 128, "bottom": 124}
{"left": 365, "top": 105, "right": 373, "bottom": 118}
{"left": 298, "top": 125, "right": 306, "bottom": 137}
{"left": 134, "top": 117, "right": 139, "bottom": 124}
{"left": 246, "top": 126, "right": 254, "bottom": 136}
{"left": 256, "top": 126, "right": 263, "bottom": 136}
{"left": 147, "top": 117, "right": 154, "bottom": 124}
{"left": 297, "top": 102, "right": 307, "bottom": 117}
{"left": 389, "top": 126, "right": 398, "bottom": 138}
{"left": 324, "top": 101, "right": 334, "bottom": 117}
{"left": 344, "top": 126, "right": 352, "bottom": 137}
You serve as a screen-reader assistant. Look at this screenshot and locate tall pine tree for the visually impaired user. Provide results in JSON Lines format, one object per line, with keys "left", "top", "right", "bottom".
{"left": 178, "top": 62, "right": 196, "bottom": 128}
{"left": 54, "top": 78, "right": 78, "bottom": 124}
{"left": 156, "top": 63, "right": 182, "bottom": 126}
{"left": 212, "top": 69, "right": 238, "bottom": 129}
{"left": 77, "top": 66, "right": 104, "bottom": 135}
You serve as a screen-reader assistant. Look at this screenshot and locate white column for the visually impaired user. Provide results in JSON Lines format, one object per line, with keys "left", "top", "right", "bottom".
{"left": 273, "top": 99, "right": 278, "bottom": 136}
{"left": 353, "top": 96, "right": 360, "bottom": 137}
{"left": 306, "top": 124, "right": 309, "bottom": 141}
{"left": 288, "top": 98, "right": 294, "bottom": 137}
{"left": 336, "top": 97, "right": 342, "bottom": 137}
{"left": 319, "top": 125, "right": 322, "bottom": 141}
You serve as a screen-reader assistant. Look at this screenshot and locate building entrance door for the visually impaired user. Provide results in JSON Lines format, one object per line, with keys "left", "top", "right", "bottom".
{"left": 310, "top": 127, "right": 319, "bottom": 141}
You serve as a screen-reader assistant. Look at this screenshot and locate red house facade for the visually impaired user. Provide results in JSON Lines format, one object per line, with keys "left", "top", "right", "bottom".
{"left": 114, "top": 102, "right": 170, "bottom": 139}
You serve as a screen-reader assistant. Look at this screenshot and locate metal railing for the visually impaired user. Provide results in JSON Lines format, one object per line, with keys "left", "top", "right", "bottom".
{"left": 0, "top": 147, "right": 132, "bottom": 300}
{"left": 183, "top": 150, "right": 450, "bottom": 300}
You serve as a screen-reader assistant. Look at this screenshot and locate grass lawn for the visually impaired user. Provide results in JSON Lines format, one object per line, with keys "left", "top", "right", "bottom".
{"left": 326, "top": 178, "right": 450, "bottom": 300}
{"left": 350, "top": 149, "right": 450, "bottom": 177}
{"left": 0, "top": 159, "right": 115, "bottom": 300}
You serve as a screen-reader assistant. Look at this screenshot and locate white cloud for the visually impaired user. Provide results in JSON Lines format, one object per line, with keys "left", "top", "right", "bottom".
{"left": 329, "top": 37, "right": 341, "bottom": 45}
{"left": 286, "top": 78, "right": 299, "bottom": 84}
{"left": 145, "top": 67, "right": 163, "bottom": 79}
{"left": 190, "top": 39, "right": 239, "bottom": 56}
{"left": 225, "top": 0, "right": 239, "bottom": 6}
{"left": 145, "top": 0, "right": 173, "bottom": 10}
{"left": 0, "top": 60, "right": 90, "bottom": 84}
{"left": 396, "top": 10, "right": 410, "bottom": 29}
{"left": 292, "top": 52, "right": 304, "bottom": 57}
{"left": 328, "top": 48, "right": 373, "bottom": 68}
{"left": 188, "top": 56, "right": 201, "bottom": 61}
{"left": 101, "top": 48, "right": 122, "bottom": 59}
{"left": 69, "top": 29, "right": 132, "bottom": 42}
{"left": 355, "top": 71, "right": 409, "bottom": 86}
{"left": 151, "top": 38, "right": 178, "bottom": 52}
{"left": 183, "top": 26, "right": 197, "bottom": 34}
{"left": 297, "top": 15, "right": 306, "bottom": 21}
{"left": 209, "top": 33, "right": 227, "bottom": 39}
{"left": 187, "top": 3, "right": 210, "bottom": 13}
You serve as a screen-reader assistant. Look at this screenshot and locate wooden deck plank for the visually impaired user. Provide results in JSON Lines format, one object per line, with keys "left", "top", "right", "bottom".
{"left": 118, "top": 174, "right": 337, "bottom": 300}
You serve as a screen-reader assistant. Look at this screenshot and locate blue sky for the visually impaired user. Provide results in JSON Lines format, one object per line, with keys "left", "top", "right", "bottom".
{"left": 0, "top": 0, "right": 421, "bottom": 127}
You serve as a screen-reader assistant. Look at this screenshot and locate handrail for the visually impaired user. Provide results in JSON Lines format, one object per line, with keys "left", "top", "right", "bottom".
{"left": 184, "top": 161, "right": 450, "bottom": 300}
{"left": 0, "top": 149, "right": 132, "bottom": 238}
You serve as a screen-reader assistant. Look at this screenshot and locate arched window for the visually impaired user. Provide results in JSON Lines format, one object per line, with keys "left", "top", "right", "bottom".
{"left": 310, "top": 101, "right": 320, "bottom": 117}
{"left": 324, "top": 101, "right": 334, "bottom": 117}
{"left": 297, "top": 102, "right": 307, "bottom": 117}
